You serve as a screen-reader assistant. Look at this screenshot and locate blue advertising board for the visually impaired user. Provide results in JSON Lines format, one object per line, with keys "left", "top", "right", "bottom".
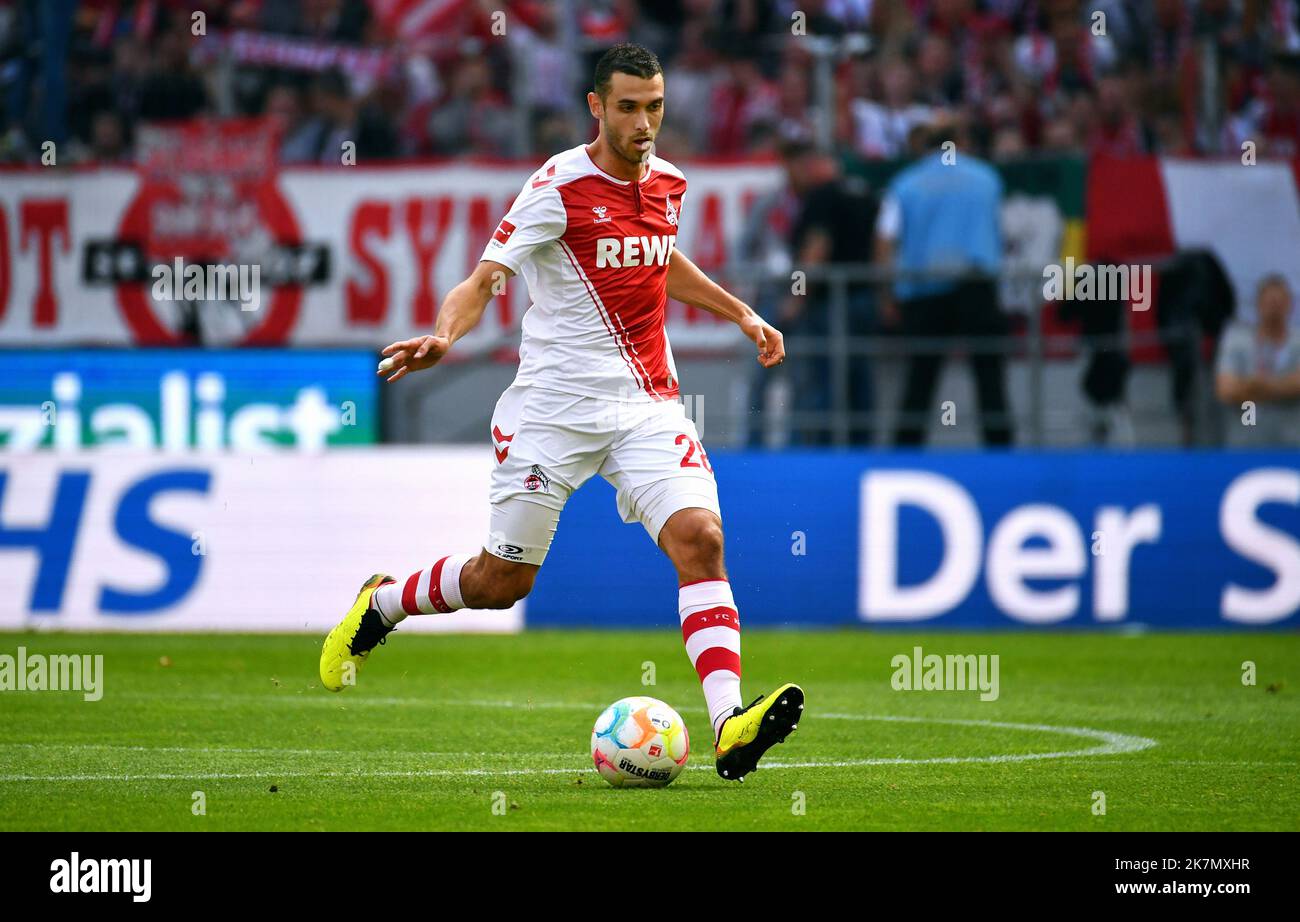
{"left": 528, "top": 451, "right": 1300, "bottom": 630}
{"left": 0, "top": 349, "right": 379, "bottom": 450}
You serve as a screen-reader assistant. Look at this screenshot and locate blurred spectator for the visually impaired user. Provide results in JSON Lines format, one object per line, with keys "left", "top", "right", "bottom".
{"left": 1227, "top": 53, "right": 1300, "bottom": 157}
{"left": 1159, "top": 249, "right": 1236, "bottom": 446}
{"left": 738, "top": 136, "right": 801, "bottom": 446}
{"left": 774, "top": 139, "right": 879, "bottom": 444}
{"left": 259, "top": 0, "right": 371, "bottom": 42}
{"left": 707, "top": 43, "right": 779, "bottom": 156}
{"left": 916, "top": 34, "right": 963, "bottom": 108}
{"left": 267, "top": 83, "right": 319, "bottom": 162}
{"left": 1057, "top": 262, "right": 1134, "bottom": 445}
{"left": 1147, "top": 0, "right": 1195, "bottom": 76}
{"left": 771, "top": 58, "right": 818, "bottom": 151}
{"left": 5, "top": 0, "right": 1300, "bottom": 165}
{"left": 658, "top": 19, "right": 718, "bottom": 155}
{"left": 1215, "top": 275, "right": 1300, "bottom": 447}
{"left": 531, "top": 107, "right": 574, "bottom": 158}
{"left": 109, "top": 35, "right": 148, "bottom": 125}
{"left": 629, "top": 0, "right": 689, "bottom": 62}
{"left": 875, "top": 122, "right": 1012, "bottom": 447}
{"left": 284, "top": 68, "right": 397, "bottom": 162}
{"left": 428, "top": 54, "right": 515, "bottom": 156}
{"left": 1043, "top": 8, "right": 1116, "bottom": 93}
{"left": 851, "top": 56, "right": 934, "bottom": 160}
{"left": 78, "top": 109, "right": 130, "bottom": 162}
{"left": 505, "top": 1, "right": 574, "bottom": 121}
{"left": 137, "top": 19, "right": 209, "bottom": 121}
{"left": 1088, "top": 70, "right": 1149, "bottom": 156}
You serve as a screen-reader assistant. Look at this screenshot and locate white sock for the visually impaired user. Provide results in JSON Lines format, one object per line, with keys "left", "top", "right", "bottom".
{"left": 678, "top": 579, "right": 743, "bottom": 740}
{"left": 373, "top": 554, "right": 472, "bottom": 627}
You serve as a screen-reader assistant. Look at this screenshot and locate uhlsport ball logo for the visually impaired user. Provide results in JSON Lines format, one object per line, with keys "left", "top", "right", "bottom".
{"left": 590, "top": 696, "right": 689, "bottom": 788}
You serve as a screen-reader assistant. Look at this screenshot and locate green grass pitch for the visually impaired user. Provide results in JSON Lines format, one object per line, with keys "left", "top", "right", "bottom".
{"left": 1, "top": 630, "right": 1297, "bottom": 831}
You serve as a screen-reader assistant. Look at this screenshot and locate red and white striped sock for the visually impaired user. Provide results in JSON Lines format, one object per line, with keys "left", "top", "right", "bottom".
{"left": 679, "top": 578, "right": 743, "bottom": 741}
{"left": 373, "top": 554, "right": 472, "bottom": 626}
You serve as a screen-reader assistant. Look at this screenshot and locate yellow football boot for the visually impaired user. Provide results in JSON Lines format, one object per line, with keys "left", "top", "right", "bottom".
{"left": 319, "top": 573, "right": 396, "bottom": 692}
{"left": 715, "top": 682, "right": 804, "bottom": 781}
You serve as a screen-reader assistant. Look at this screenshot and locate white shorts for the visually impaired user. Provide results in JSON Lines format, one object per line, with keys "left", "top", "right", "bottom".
{"left": 486, "top": 384, "right": 720, "bottom": 566}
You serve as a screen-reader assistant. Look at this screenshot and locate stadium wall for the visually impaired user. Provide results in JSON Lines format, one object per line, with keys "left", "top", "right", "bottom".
{"left": 1, "top": 448, "right": 1296, "bottom": 631}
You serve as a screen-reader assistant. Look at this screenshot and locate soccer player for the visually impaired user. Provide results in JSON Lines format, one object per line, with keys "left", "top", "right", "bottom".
{"left": 319, "top": 43, "right": 803, "bottom": 781}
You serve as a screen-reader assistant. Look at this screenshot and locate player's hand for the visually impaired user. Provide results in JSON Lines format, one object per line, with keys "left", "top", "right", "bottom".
{"left": 377, "top": 334, "right": 451, "bottom": 382}
{"left": 741, "top": 313, "right": 785, "bottom": 369}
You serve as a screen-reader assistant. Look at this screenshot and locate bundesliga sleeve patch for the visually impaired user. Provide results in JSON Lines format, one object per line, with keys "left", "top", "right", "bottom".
{"left": 492, "top": 219, "right": 516, "bottom": 245}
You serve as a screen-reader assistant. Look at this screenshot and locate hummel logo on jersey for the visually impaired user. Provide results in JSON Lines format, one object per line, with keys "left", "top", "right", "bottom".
{"left": 492, "top": 220, "right": 516, "bottom": 245}
{"left": 492, "top": 425, "right": 514, "bottom": 463}
{"left": 595, "top": 235, "right": 676, "bottom": 268}
{"left": 531, "top": 164, "right": 556, "bottom": 188}
{"left": 592, "top": 205, "right": 611, "bottom": 224}
{"left": 666, "top": 198, "right": 678, "bottom": 226}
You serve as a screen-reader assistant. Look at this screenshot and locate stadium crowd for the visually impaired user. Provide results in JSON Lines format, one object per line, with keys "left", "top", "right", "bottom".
{"left": 2, "top": 0, "right": 1300, "bottom": 164}
{"left": 1, "top": 0, "right": 1296, "bottom": 449}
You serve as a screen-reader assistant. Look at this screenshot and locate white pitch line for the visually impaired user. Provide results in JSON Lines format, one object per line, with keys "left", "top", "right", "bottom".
{"left": 110, "top": 691, "right": 608, "bottom": 710}
{"left": 0, "top": 742, "right": 576, "bottom": 759}
{"left": 0, "top": 706, "right": 1157, "bottom": 783}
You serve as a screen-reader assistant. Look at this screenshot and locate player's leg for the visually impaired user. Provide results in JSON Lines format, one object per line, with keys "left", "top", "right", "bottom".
{"left": 320, "top": 385, "right": 601, "bottom": 691}
{"left": 318, "top": 543, "right": 541, "bottom": 693}
{"left": 656, "top": 505, "right": 804, "bottom": 780}
{"left": 655, "top": 506, "right": 739, "bottom": 733}
{"left": 601, "top": 400, "right": 803, "bottom": 780}
{"left": 369, "top": 495, "right": 555, "bottom": 624}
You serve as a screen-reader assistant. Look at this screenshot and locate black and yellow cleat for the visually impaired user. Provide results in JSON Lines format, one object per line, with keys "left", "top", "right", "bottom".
{"left": 714, "top": 682, "right": 804, "bottom": 781}
{"left": 319, "top": 573, "right": 396, "bottom": 692}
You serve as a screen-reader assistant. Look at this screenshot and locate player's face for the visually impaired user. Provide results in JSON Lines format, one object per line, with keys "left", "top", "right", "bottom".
{"left": 594, "top": 72, "right": 665, "bottom": 164}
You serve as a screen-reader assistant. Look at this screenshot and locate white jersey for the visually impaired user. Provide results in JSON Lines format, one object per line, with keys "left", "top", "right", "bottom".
{"left": 481, "top": 144, "right": 688, "bottom": 402}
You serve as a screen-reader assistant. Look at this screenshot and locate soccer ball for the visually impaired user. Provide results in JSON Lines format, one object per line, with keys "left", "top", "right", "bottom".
{"left": 590, "top": 696, "right": 689, "bottom": 788}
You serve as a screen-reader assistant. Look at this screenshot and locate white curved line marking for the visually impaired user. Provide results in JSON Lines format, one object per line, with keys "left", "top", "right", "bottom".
{"left": 0, "top": 705, "right": 1156, "bottom": 782}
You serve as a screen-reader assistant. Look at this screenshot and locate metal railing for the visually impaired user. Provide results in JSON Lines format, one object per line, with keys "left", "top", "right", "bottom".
{"left": 387, "top": 262, "right": 1239, "bottom": 449}
{"left": 715, "top": 262, "right": 1216, "bottom": 448}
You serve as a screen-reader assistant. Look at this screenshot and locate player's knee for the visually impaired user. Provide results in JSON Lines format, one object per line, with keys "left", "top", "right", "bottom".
{"left": 664, "top": 509, "right": 725, "bottom": 567}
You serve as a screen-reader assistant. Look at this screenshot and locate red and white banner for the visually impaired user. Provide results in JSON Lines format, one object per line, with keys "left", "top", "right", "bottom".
{"left": 0, "top": 157, "right": 780, "bottom": 350}
{"left": 1087, "top": 155, "right": 1300, "bottom": 343}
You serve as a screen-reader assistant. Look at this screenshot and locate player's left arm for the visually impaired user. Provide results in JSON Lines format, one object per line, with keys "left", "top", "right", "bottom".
{"left": 667, "top": 248, "right": 785, "bottom": 368}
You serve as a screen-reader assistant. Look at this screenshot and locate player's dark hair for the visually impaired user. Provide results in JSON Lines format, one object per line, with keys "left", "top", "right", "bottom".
{"left": 594, "top": 43, "right": 662, "bottom": 99}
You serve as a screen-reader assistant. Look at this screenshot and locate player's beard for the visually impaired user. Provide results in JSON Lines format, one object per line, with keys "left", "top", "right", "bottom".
{"left": 608, "top": 121, "right": 654, "bottom": 165}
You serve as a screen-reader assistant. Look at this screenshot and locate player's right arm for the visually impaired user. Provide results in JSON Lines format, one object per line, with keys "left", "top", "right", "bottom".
{"left": 379, "top": 166, "right": 565, "bottom": 383}
{"left": 378, "top": 260, "right": 513, "bottom": 383}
